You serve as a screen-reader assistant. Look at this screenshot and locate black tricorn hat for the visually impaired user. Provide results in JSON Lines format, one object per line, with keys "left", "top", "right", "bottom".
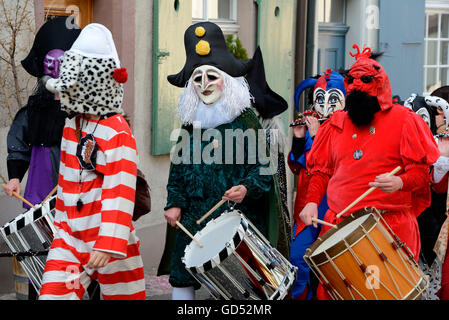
{"left": 168, "top": 22, "right": 253, "bottom": 88}
{"left": 21, "top": 17, "right": 81, "bottom": 78}
{"left": 246, "top": 47, "right": 288, "bottom": 119}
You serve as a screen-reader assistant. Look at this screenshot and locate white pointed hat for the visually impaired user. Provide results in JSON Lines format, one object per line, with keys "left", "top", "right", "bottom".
{"left": 70, "top": 23, "right": 121, "bottom": 68}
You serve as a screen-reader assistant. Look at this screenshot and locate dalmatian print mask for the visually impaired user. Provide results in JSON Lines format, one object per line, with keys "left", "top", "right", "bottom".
{"left": 47, "top": 51, "right": 124, "bottom": 116}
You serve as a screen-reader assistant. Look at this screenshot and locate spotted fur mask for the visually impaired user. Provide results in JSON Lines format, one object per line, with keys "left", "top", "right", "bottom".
{"left": 47, "top": 51, "right": 124, "bottom": 116}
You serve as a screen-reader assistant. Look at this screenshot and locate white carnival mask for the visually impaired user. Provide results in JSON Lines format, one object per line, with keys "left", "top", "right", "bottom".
{"left": 192, "top": 65, "right": 225, "bottom": 105}
{"left": 313, "top": 88, "right": 346, "bottom": 118}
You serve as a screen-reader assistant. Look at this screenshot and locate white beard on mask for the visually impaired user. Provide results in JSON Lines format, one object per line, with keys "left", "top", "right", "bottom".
{"left": 177, "top": 70, "right": 253, "bottom": 129}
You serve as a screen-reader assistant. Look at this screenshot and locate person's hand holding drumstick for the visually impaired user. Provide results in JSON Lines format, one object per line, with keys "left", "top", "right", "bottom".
{"left": 165, "top": 207, "right": 181, "bottom": 228}
{"left": 222, "top": 185, "right": 247, "bottom": 203}
{"left": 2, "top": 178, "right": 21, "bottom": 197}
{"left": 368, "top": 174, "right": 403, "bottom": 193}
{"left": 299, "top": 202, "right": 319, "bottom": 228}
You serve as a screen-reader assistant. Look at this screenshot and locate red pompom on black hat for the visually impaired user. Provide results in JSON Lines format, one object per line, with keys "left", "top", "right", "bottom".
{"left": 113, "top": 68, "right": 128, "bottom": 83}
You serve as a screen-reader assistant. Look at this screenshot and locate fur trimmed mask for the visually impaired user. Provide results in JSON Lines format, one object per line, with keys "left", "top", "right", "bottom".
{"left": 46, "top": 24, "right": 126, "bottom": 116}
{"left": 178, "top": 67, "right": 252, "bottom": 128}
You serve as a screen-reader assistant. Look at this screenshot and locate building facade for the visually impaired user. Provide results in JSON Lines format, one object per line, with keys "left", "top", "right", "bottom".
{"left": 0, "top": 0, "right": 302, "bottom": 291}
{"left": 0, "top": 0, "right": 435, "bottom": 294}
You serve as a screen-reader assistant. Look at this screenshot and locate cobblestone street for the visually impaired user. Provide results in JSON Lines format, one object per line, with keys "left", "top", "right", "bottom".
{"left": 0, "top": 272, "right": 209, "bottom": 300}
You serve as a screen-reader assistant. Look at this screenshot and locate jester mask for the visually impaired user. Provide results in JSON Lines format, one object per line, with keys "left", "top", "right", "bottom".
{"left": 294, "top": 69, "right": 346, "bottom": 118}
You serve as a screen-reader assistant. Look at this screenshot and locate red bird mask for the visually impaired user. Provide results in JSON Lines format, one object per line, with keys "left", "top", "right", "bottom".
{"left": 344, "top": 44, "right": 393, "bottom": 111}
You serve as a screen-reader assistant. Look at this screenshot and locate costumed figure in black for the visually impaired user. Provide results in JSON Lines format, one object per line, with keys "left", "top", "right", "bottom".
{"left": 245, "top": 47, "right": 291, "bottom": 259}
{"left": 157, "top": 22, "right": 286, "bottom": 300}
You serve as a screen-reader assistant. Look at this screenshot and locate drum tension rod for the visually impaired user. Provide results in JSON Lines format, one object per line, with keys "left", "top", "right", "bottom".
{"left": 359, "top": 263, "right": 368, "bottom": 273}
{"left": 342, "top": 278, "right": 352, "bottom": 288}
{"left": 391, "top": 235, "right": 415, "bottom": 262}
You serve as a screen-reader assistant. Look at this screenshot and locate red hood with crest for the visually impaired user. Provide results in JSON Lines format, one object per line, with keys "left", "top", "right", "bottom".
{"left": 344, "top": 44, "right": 393, "bottom": 111}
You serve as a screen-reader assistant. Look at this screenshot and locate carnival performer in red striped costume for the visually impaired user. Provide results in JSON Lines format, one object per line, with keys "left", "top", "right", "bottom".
{"left": 38, "top": 23, "right": 145, "bottom": 300}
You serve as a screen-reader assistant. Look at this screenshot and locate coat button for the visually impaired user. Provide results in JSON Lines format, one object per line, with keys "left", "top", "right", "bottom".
{"left": 353, "top": 150, "right": 363, "bottom": 160}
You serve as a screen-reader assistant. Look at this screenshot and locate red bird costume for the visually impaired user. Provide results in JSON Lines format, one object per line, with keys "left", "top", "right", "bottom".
{"left": 302, "top": 45, "right": 440, "bottom": 300}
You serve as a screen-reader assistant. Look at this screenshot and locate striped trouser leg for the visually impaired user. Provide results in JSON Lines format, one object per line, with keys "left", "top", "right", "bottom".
{"left": 97, "top": 244, "right": 146, "bottom": 300}
{"left": 39, "top": 239, "right": 92, "bottom": 300}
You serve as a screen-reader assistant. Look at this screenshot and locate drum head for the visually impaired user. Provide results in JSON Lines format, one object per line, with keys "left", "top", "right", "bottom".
{"left": 306, "top": 209, "right": 378, "bottom": 264}
{"left": 312, "top": 214, "right": 371, "bottom": 256}
{"left": 183, "top": 211, "right": 244, "bottom": 269}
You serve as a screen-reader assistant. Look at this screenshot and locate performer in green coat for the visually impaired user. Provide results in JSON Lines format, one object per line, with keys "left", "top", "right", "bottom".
{"left": 157, "top": 22, "right": 289, "bottom": 300}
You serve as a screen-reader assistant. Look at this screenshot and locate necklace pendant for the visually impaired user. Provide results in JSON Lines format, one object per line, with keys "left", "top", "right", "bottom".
{"left": 77, "top": 199, "right": 84, "bottom": 211}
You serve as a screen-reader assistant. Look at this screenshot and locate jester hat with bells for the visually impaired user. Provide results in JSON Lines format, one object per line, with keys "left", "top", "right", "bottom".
{"left": 46, "top": 24, "right": 129, "bottom": 116}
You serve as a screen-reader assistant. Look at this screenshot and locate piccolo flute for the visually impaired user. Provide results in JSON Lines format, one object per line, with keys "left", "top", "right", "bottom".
{"left": 289, "top": 118, "right": 328, "bottom": 127}
{"left": 435, "top": 132, "right": 449, "bottom": 139}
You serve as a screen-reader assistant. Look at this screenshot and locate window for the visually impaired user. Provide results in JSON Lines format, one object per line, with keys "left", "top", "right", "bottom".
{"left": 192, "top": 0, "right": 238, "bottom": 35}
{"left": 317, "top": 0, "right": 346, "bottom": 24}
{"left": 44, "top": 0, "right": 93, "bottom": 28}
{"left": 424, "top": 2, "right": 449, "bottom": 95}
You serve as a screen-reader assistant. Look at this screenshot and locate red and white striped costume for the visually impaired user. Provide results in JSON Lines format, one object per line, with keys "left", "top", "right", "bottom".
{"left": 39, "top": 114, "right": 146, "bottom": 300}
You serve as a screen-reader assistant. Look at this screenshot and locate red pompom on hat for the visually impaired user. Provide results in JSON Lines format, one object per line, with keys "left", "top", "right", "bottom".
{"left": 113, "top": 68, "right": 128, "bottom": 83}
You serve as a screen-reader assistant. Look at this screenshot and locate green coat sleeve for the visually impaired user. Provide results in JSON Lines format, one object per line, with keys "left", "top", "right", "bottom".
{"left": 165, "top": 162, "right": 188, "bottom": 210}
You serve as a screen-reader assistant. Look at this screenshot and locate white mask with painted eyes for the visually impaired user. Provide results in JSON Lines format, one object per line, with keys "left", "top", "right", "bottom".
{"left": 416, "top": 107, "right": 431, "bottom": 128}
{"left": 192, "top": 65, "right": 225, "bottom": 105}
{"left": 313, "top": 88, "right": 346, "bottom": 118}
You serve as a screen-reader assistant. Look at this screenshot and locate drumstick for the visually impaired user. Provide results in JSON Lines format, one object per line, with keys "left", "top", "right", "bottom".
{"left": 197, "top": 186, "right": 242, "bottom": 225}
{"left": 336, "top": 166, "right": 402, "bottom": 219}
{"left": 41, "top": 185, "right": 58, "bottom": 205}
{"left": 1, "top": 184, "right": 36, "bottom": 209}
{"left": 176, "top": 221, "right": 203, "bottom": 248}
{"left": 312, "top": 217, "right": 337, "bottom": 229}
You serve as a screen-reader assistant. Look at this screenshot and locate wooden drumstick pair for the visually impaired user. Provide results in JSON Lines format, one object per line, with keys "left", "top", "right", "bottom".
{"left": 175, "top": 186, "right": 243, "bottom": 249}
{"left": 310, "top": 166, "right": 402, "bottom": 229}
{"left": 196, "top": 186, "right": 242, "bottom": 225}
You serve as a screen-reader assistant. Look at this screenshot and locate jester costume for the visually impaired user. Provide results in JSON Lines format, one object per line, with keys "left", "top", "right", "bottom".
{"left": 157, "top": 22, "right": 287, "bottom": 295}
{"left": 39, "top": 24, "right": 145, "bottom": 300}
{"left": 288, "top": 70, "right": 346, "bottom": 300}
{"left": 302, "top": 45, "right": 440, "bottom": 300}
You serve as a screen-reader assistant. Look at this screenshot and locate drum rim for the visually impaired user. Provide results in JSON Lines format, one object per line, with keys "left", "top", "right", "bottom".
{"left": 0, "top": 195, "right": 57, "bottom": 235}
{"left": 304, "top": 208, "right": 379, "bottom": 266}
{"left": 402, "top": 276, "right": 428, "bottom": 300}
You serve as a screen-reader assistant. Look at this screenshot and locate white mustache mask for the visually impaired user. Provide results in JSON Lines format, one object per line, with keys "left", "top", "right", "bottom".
{"left": 192, "top": 65, "right": 225, "bottom": 105}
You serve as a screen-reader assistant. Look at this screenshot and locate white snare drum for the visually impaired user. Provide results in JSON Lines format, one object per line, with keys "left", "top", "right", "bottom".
{"left": 182, "top": 210, "right": 297, "bottom": 300}
{"left": 0, "top": 196, "right": 57, "bottom": 293}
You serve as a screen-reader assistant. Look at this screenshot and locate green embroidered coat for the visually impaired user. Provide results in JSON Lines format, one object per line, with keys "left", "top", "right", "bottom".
{"left": 158, "top": 108, "right": 288, "bottom": 289}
